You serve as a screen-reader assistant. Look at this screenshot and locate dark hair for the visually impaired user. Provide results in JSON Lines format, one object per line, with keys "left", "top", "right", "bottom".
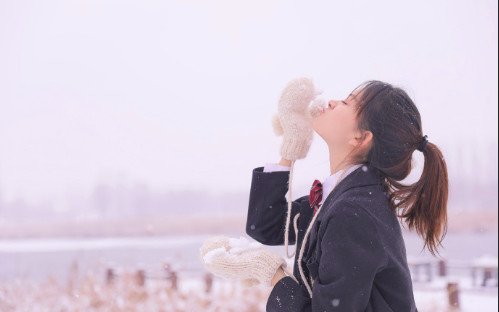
{"left": 340, "top": 80, "right": 448, "bottom": 257}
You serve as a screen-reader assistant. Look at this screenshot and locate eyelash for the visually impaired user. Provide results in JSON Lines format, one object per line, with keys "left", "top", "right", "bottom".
{"left": 328, "top": 100, "right": 348, "bottom": 108}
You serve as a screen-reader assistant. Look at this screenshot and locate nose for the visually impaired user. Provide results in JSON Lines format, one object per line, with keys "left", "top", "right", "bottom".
{"left": 328, "top": 100, "right": 338, "bottom": 109}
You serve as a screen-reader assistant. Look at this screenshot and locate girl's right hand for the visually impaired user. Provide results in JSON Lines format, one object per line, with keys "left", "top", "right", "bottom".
{"left": 271, "top": 77, "right": 323, "bottom": 161}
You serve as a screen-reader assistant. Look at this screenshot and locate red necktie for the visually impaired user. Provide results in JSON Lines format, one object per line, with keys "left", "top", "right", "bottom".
{"left": 309, "top": 179, "right": 323, "bottom": 216}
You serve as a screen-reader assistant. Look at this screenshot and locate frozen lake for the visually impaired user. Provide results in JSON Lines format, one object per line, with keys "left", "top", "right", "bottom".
{"left": 0, "top": 231, "right": 497, "bottom": 282}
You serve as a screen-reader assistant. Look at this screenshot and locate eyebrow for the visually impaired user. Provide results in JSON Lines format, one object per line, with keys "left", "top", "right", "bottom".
{"left": 345, "top": 93, "right": 355, "bottom": 104}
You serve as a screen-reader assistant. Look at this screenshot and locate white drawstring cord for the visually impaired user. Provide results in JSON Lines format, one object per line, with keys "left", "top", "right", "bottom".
{"left": 297, "top": 202, "right": 322, "bottom": 297}
{"left": 295, "top": 168, "right": 349, "bottom": 298}
{"left": 284, "top": 159, "right": 297, "bottom": 259}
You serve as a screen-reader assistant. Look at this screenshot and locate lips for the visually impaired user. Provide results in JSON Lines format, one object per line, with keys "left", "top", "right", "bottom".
{"left": 309, "top": 98, "right": 327, "bottom": 118}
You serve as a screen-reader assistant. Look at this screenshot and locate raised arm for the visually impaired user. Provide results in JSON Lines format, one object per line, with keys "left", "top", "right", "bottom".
{"left": 246, "top": 161, "right": 308, "bottom": 246}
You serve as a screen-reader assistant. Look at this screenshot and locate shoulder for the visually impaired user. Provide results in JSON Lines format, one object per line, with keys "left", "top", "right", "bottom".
{"left": 322, "top": 199, "right": 372, "bottom": 225}
{"left": 329, "top": 183, "right": 391, "bottom": 216}
{"left": 319, "top": 198, "right": 382, "bottom": 246}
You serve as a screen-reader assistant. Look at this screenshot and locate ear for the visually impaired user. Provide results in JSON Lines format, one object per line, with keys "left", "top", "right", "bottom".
{"left": 348, "top": 130, "right": 373, "bottom": 149}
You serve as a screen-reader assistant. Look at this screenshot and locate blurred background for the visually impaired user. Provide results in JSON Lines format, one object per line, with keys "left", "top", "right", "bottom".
{"left": 0, "top": 0, "right": 497, "bottom": 311}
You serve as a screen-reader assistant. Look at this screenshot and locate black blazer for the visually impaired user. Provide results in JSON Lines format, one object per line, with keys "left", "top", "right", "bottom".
{"left": 246, "top": 164, "right": 418, "bottom": 311}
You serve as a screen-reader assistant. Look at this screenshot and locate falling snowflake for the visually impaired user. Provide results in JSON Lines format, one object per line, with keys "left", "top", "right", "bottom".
{"left": 332, "top": 298, "right": 340, "bottom": 307}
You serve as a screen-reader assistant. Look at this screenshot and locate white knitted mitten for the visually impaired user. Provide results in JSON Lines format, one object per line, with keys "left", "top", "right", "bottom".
{"left": 199, "top": 236, "right": 288, "bottom": 287}
{"left": 271, "top": 77, "right": 325, "bottom": 160}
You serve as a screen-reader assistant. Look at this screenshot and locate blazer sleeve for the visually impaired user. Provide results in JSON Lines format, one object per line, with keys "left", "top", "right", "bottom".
{"left": 266, "top": 201, "right": 388, "bottom": 311}
{"left": 246, "top": 166, "right": 308, "bottom": 246}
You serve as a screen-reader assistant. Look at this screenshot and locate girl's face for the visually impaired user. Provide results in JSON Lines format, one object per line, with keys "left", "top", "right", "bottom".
{"left": 312, "top": 89, "right": 363, "bottom": 149}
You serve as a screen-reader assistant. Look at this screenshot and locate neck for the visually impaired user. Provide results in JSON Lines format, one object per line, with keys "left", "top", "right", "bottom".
{"left": 328, "top": 144, "right": 352, "bottom": 175}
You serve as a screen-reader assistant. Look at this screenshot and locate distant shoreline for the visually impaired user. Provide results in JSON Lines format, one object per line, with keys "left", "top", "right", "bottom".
{"left": 0, "top": 209, "right": 496, "bottom": 239}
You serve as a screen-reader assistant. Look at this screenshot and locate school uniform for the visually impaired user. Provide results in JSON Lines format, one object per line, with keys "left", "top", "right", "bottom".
{"left": 246, "top": 163, "right": 419, "bottom": 311}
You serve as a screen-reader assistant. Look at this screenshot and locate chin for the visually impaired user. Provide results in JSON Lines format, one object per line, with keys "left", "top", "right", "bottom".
{"left": 312, "top": 123, "right": 319, "bottom": 135}
{"left": 312, "top": 119, "right": 320, "bottom": 133}
{"left": 312, "top": 127, "right": 325, "bottom": 141}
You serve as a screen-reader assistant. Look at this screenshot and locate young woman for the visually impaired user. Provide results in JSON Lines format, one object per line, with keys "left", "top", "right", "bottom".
{"left": 199, "top": 79, "right": 448, "bottom": 311}
{"left": 244, "top": 80, "right": 448, "bottom": 311}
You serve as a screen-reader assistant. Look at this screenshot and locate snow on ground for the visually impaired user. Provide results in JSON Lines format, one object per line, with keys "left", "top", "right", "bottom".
{"left": 0, "top": 265, "right": 496, "bottom": 312}
{"left": 412, "top": 276, "right": 498, "bottom": 312}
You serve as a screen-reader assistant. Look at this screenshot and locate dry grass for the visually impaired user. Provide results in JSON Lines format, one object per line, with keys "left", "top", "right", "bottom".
{"left": 0, "top": 269, "right": 493, "bottom": 311}
{"left": 0, "top": 262, "right": 272, "bottom": 312}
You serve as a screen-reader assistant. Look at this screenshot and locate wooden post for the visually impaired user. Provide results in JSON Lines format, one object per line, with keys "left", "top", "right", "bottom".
{"left": 170, "top": 271, "right": 178, "bottom": 291}
{"left": 136, "top": 269, "right": 146, "bottom": 286}
{"left": 438, "top": 259, "right": 447, "bottom": 277}
{"left": 164, "top": 263, "right": 178, "bottom": 291}
{"left": 447, "top": 282, "right": 460, "bottom": 310}
{"left": 482, "top": 269, "right": 493, "bottom": 286}
{"left": 106, "top": 268, "right": 115, "bottom": 285}
{"left": 204, "top": 273, "right": 213, "bottom": 293}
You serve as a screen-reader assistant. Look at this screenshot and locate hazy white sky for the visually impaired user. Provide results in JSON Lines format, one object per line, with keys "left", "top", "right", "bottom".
{"left": 0, "top": 0, "right": 497, "bottom": 209}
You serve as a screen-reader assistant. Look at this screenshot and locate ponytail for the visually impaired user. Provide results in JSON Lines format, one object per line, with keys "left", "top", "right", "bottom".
{"left": 386, "top": 142, "right": 449, "bottom": 257}
{"left": 350, "top": 80, "right": 449, "bottom": 257}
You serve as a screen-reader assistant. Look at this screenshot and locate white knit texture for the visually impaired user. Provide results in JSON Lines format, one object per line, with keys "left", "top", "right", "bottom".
{"left": 272, "top": 77, "right": 325, "bottom": 160}
{"left": 199, "top": 235, "right": 289, "bottom": 287}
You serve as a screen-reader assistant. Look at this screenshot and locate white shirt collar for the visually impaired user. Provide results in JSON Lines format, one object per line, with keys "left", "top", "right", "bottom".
{"left": 319, "top": 164, "right": 363, "bottom": 205}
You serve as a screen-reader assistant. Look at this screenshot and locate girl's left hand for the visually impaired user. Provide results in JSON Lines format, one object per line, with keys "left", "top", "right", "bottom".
{"left": 199, "top": 235, "right": 288, "bottom": 287}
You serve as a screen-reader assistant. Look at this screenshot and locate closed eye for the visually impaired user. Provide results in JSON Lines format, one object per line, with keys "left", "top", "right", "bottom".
{"left": 342, "top": 100, "right": 348, "bottom": 105}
